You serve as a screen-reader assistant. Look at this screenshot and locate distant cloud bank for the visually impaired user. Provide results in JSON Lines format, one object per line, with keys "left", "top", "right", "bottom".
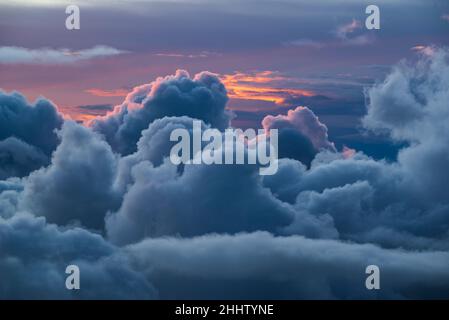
{"left": 0, "top": 46, "right": 128, "bottom": 65}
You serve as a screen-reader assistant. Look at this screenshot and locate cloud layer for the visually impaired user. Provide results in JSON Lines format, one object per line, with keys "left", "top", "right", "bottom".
{"left": 1, "top": 50, "right": 449, "bottom": 299}
{"left": 0, "top": 46, "right": 127, "bottom": 65}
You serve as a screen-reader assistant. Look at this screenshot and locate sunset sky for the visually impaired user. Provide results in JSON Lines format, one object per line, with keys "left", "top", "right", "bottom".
{"left": 1, "top": 0, "right": 448, "bottom": 158}
{"left": 2, "top": 0, "right": 449, "bottom": 300}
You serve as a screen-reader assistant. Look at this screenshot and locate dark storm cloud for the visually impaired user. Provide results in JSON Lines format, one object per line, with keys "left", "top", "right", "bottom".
{"left": 20, "top": 122, "right": 121, "bottom": 230}
{"left": 0, "top": 91, "right": 63, "bottom": 178}
{"left": 90, "top": 70, "right": 232, "bottom": 155}
{"left": 262, "top": 106, "right": 336, "bottom": 166}
{"left": 106, "top": 154, "right": 298, "bottom": 245}
{"left": 0, "top": 137, "right": 48, "bottom": 180}
{"left": 126, "top": 232, "right": 449, "bottom": 299}
{"left": 0, "top": 91, "right": 63, "bottom": 155}
{"left": 0, "top": 213, "right": 156, "bottom": 299}
{"left": 0, "top": 179, "right": 22, "bottom": 219}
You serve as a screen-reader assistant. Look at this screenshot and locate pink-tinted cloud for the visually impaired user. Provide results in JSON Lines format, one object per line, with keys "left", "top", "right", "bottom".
{"left": 335, "top": 19, "right": 374, "bottom": 46}
{"left": 85, "top": 88, "right": 129, "bottom": 97}
{"left": 411, "top": 45, "right": 435, "bottom": 56}
{"left": 154, "top": 51, "right": 220, "bottom": 59}
{"left": 342, "top": 145, "right": 356, "bottom": 159}
{"left": 336, "top": 19, "right": 362, "bottom": 39}
{"left": 262, "top": 106, "right": 335, "bottom": 152}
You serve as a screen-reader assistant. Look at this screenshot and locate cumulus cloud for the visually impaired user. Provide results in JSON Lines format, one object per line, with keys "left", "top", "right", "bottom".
{"left": 0, "top": 179, "right": 22, "bottom": 219}
{"left": 362, "top": 48, "right": 449, "bottom": 206}
{"left": 262, "top": 106, "right": 336, "bottom": 166}
{"left": 0, "top": 91, "right": 63, "bottom": 178}
{"left": 106, "top": 156, "right": 297, "bottom": 245}
{"left": 113, "top": 116, "right": 209, "bottom": 189}
{"left": 262, "top": 48, "right": 449, "bottom": 250}
{"left": 90, "top": 70, "right": 232, "bottom": 155}
{"left": 0, "top": 137, "right": 48, "bottom": 180}
{"left": 20, "top": 122, "right": 120, "bottom": 230}
{"left": 363, "top": 48, "right": 449, "bottom": 143}
{"left": 0, "top": 91, "right": 63, "bottom": 155}
{"left": 68, "top": 50, "right": 449, "bottom": 252}
{"left": 105, "top": 111, "right": 341, "bottom": 245}
{"left": 0, "top": 213, "right": 156, "bottom": 299}
{"left": 126, "top": 232, "right": 449, "bottom": 299}
{"left": 0, "top": 46, "right": 127, "bottom": 65}
{"left": 2, "top": 48, "right": 449, "bottom": 299}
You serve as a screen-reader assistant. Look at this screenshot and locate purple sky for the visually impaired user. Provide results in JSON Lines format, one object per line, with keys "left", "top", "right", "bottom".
{"left": 1, "top": 0, "right": 448, "bottom": 156}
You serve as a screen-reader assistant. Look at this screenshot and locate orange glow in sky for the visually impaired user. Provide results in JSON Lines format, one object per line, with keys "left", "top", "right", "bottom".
{"left": 221, "top": 71, "right": 315, "bottom": 105}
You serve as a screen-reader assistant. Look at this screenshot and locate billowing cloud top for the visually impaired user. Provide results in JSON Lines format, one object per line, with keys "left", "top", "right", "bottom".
{"left": 0, "top": 91, "right": 63, "bottom": 179}
{"left": 90, "top": 70, "right": 232, "bottom": 155}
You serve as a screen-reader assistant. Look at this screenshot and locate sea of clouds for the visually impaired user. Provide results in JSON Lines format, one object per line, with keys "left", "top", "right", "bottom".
{"left": 1, "top": 48, "right": 449, "bottom": 299}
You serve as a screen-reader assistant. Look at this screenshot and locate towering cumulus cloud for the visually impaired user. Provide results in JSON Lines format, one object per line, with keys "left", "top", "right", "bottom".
{"left": 1, "top": 49, "right": 449, "bottom": 299}
{"left": 20, "top": 122, "right": 120, "bottom": 230}
{"left": 90, "top": 70, "right": 232, "bottom": 155}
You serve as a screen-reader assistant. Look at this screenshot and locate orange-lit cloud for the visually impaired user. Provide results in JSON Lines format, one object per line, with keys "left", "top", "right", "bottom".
{"left": 342, "top": 145, "right": 356, "bottom": 159}
{"left": 85, "top": 88, "right": 129, "bottom": 97}
{"left": 221, "top": 71, "right": 314, "bottom": 105}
